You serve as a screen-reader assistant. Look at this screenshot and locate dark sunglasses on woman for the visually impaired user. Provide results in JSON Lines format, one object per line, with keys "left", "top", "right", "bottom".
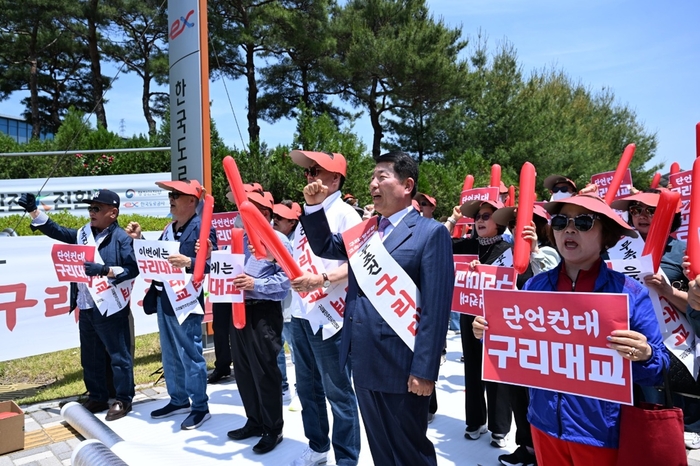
{"left": 474, "top": 212, "right": 491, "bottom": 222}
{"left": 550, "top": 213, "right": 598, "bottom": 232}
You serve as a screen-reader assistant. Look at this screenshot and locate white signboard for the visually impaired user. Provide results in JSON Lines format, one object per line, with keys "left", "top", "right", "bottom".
{"left": 0, "top": 172, "right": 170, "bottom": 218}
{"left": 169, "top": 0, "right": 207, "bottom": 183}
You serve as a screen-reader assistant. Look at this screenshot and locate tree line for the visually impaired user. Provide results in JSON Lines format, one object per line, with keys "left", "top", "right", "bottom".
{"left": 0, "top": 0, "right": 660, "bottom": 216}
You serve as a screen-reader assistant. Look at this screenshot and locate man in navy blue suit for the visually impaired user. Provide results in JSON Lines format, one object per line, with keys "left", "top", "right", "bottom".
{"left": 298, "top": 151, "right": 453, "bottom": 465}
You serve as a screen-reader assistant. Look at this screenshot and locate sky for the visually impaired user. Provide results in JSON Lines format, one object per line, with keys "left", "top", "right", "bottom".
{"left": 2, "top": 0, "right": 699, "bottom": 174}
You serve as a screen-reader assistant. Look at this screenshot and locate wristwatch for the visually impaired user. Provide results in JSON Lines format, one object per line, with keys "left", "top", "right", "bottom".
{"left": 322, "top": 273, "right": 331, "bottom": 288}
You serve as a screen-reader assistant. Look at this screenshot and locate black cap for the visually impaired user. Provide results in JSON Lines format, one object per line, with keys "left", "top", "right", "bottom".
{"left": 82, "top": 189, "right": 120, "bottom": 206}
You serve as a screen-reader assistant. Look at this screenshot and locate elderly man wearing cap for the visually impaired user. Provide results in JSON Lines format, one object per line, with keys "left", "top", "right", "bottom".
{"left": 284, "top": 149, "right": 362, "bottom": 466}
{"left": 226, "top": 189, "right": 292, "bottom": 454}
{"left": 126, "top": 179, "right": 217, "bottom": 430}
{"left": 299, "top": 150, "right": 453, "bottom": 466}
{"left": 18, "top": 190, "right": 138, "bottom": 421}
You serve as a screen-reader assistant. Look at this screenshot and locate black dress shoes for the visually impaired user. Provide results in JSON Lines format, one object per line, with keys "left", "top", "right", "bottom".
{"left": 105, "top": 400, "right": 132, "bottom": 421}
{"left": 252, "top": 433, "right": 283, "bottom": 454}
{"left": 227, "top": 424, "right": 264, "bottom": 440}
{"left": 207, "top": 369, "right": 232, "bottom": 384}
{"left": 81, "top": 399, "right": 109, "bottom": 413}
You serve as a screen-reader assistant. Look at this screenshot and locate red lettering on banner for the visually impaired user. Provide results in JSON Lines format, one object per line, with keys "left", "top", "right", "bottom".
{"left": 376, "top": 274, "right": 398, "bottom": 296}
{"left": 296, "top": 235, "right": 309, "bottom": 251}
{"left": 43, "top": 286, "right": 71, "bottom": 318}
{"left": 298, "top": 248, "right": 313, "bottom": 268}
{"left": 175, "top": 287, "right": 192, "bottom": 301}
{"left": 307, "top": 289, "right": 329, "bottom": 304}
{"left": 120, "top": 287, "right": 131, "bottom": 301}
{"left": 392, "top": 289, "right": 416, "bottom": 318}
{"left": 0, "top": 284, "right": 39, "bottom": 331}
{"left": 407, "top": 308, "right": 421, "bottom": 336}
{"left": 330, "top": 297, "right": 346, "bottom": 318}
{"left": 94, "top": 280, "right": 110, "bottom": 293}
{"left": 672, "top": 324, "right": 690, "bottom": 346}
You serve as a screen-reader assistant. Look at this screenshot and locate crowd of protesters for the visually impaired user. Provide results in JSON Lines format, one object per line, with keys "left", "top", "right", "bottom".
{"left": 16, "top": 150, "right": 700, "bottom": 466}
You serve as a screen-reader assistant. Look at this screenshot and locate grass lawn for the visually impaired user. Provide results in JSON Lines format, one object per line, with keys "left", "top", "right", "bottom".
{"left": 0, "top": 332, "right": 213, "bottom": 405}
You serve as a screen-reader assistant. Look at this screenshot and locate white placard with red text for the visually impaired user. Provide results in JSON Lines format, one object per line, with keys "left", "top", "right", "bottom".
{"left": 294, "top": 225, "right": 347, "bottom": 338}
{"left": 452, "top": 262, "right": 516, "bottom": 316}
{"left": 134, "top": 240, "right": 185, "bottom": 281}
{"left": 483, "top": 288, "right": 633, "bottom": 405}
{"left": 50, "top": 244, "right": 95, "bottom": 283}
{"left": 591, "top": 169, "right": 633, "bottom": 201}
{"left": 208, "top": 250, "right": 244, "bottom": 303}
{"left": 608, "top": 255, "right": 699, "bottom": 379}
{"left": 670, "top": 170, "right": 691, "bottom": 242}
{"left": 343, "top": 219, "right": 421, "bottom": 351}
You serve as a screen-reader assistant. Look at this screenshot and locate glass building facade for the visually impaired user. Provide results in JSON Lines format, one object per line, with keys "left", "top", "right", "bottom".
{"left": 0, "top": 114, "right": 54, "bottom": 143}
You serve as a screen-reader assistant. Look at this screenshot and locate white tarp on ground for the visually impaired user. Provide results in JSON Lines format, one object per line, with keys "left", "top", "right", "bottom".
{"left": 0, "top": 172, "right": 170, "bottom": 218}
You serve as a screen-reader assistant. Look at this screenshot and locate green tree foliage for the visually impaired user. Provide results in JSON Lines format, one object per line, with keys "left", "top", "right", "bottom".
{"left": 257, "top": 0, "right": 352, "bottom": 124}
{"left": 101, "top": 0, "right": 169, "bottom": 136}
{"left": 331, "top": 0, "right": 469, "bottom": 157}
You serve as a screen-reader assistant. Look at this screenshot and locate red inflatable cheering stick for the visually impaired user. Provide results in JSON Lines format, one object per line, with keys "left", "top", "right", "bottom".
{"left": 222, "top": 156, "right": 268, "bottom": 260}
{"left": 670, "top": 162, "right": 681, "bottom": 176}
{"left": 462, "top": 174, "right": 474, "bottom": 192}
{"left": 507, "top": 185, "right": 515, "bottom": 207}
{"left": 238, "top": 201, "right": 303, "bottom": 280}
{"left": 604, "top": 144, "right": 636, "bottom": 205}
{"left": 650, "top": 172, "right": 661, "bottom": 189}
{"left": 687, "top": 157, "right": 700, "bottom": 279}
{"left": 230, "top": 228, "right": 246, "bottom": 329}
{"left": 490, "top": 164, "right": 501, "bottom": 189}
{"left": 642, "top": 190, "right": 681, "bottom": 272}
{"left": 193, "top": 194, "right": 214, "bottom": 285}
{"left": 696, "top": 122, "right": 700, "bottom": 159}
{"left": 513, "top": 162, "right": 536, "bottom": 275}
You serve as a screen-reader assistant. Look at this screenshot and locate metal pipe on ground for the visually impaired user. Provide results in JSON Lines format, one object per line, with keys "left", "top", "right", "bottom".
{"left": 61, "top": 402, "right": 124, "bottom": 448}
{"left": 71, "top": 439, "right": 129, "bottom": 466}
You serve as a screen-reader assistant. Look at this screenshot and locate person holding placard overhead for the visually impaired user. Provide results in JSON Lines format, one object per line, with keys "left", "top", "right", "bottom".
{"left": 19, "top": 189, "right": 138, "bottom": 421}
{"left": 299, "top": 150, "right": 453, "bottom": 466}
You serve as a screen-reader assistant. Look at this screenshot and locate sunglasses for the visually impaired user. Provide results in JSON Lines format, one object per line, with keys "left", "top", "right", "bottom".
{"left": 629, "top": 205, "right": 655, "bottom": 217}
{"left": 168, "top": 192, "right": 182, "bottom": 200}
{"left": 551, "top": 185, "right": 573, "bottom": 193}
{"left": 551, "top": 213, "right": 598, "bottom": 232}
{"left": 303, "top": 166, "right": 323, "bottom": 177}
{"left": 420, "top": 201, "right": 431, "bottom": 207}
{"left": 87, "top": 205, "right": 102, "bottom": 214}
{"left": 474, "top": 212, "right": 492, "bottom": 222}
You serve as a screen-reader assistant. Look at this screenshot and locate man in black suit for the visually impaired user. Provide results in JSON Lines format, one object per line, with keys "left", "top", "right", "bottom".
{"left": 298, "top": 151, "right": 453, "bottom": 465}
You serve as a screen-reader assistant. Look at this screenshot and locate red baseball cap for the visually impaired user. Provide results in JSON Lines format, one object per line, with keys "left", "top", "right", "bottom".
{"left": 247, "top": 191, "right": 274, "bottom": 210}
{"left": 412, "top": 199, "right": 420, "bottom": 211}
{"left": 543, "top": 194, "right": 637, "bottom": 237}
{"left": 499, "top": 181, "right": 508, "bottom": 194}
{"left": 273, "top": 203, "right": 301, "bottom": 220}
{"left": 156, "top": 179, "right": 203, "bottom": 199}
{"left": 414, "top": 193, "right": 436, "bottom": 207}
{"left": 460, "top": 199, "right": 505, "bottom": 218}
{"left": 289, "top": 150, "right": 347, "bottom": 177}
{"left": 544, "top": 175, "right": 577, "bottom": 191}
{"left": 343, "top": 193, "right": 356, "bottom": 201}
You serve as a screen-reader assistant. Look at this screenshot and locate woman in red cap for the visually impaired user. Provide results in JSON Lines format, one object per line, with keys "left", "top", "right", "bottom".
{"left": 474, "top": 194, "right": 667, "bottom": 465}
{"left": 454, "top": 199, "right": 534, "bottom": 450}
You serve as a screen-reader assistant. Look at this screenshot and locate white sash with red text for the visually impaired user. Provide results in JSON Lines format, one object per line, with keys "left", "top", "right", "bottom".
{"left": 160, "top": 222, "right": 204, "bottom": 324}
{"left": 293, "top": 226, "right": 347, "bottom": 339}
{"left": 343, "top": 218, "right": 421, "bottom": 351}
{"left": 77, "top": 224, "right": 134, "bottom": 317}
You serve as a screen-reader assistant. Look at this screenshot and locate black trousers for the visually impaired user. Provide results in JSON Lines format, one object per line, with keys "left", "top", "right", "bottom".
{"left": 230, "top": 300, "right": 284, "bottom": 434}
{"left": 356, "top": 387, "right": 436, "bottom": 466}
{"left": 460, "top": 314, "right": 512, "bottom": 434}
{"left": 509, "top": 384, "right": 533, "bottom": 448}
{"left": 212, "top": 302, "right": 234, "bottom": 373}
